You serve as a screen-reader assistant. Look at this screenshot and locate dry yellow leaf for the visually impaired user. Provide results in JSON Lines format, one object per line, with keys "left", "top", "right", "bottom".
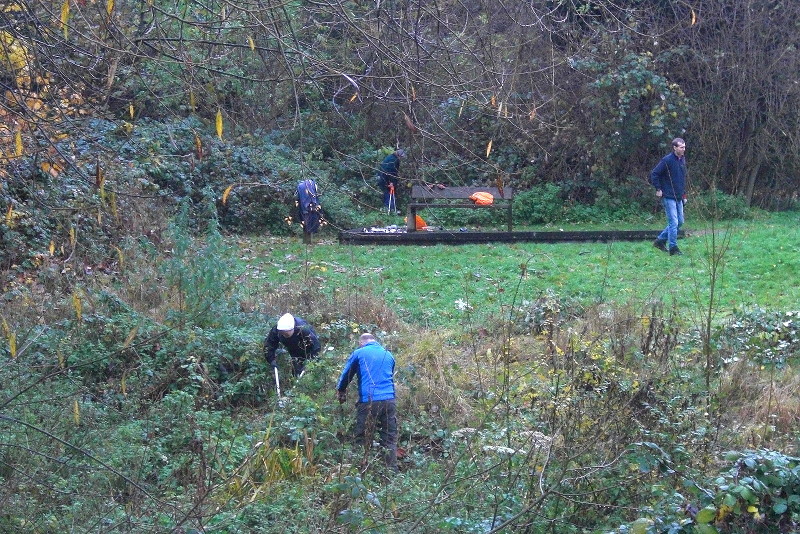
{"left": 690, "top": 8, "right": 697, "bottom": 26}
{"left": 129, "top": 103, "right": 134, "bottom": 119}
{"left": 41, "top": 161, "right": 63, "bottom": 177}
{"left": 5, "top": 204, "right": 12, "bottom": 226}
{"left": 106, "top": 0, "right": 114, "bottom": 16}
{"left": 72, "top": 291, "right": 82, "bottom": 321}
{"left": 69, "top": 226, "right": 76, "bottom": 247}
{"left": 113, "top": 245, "right": 124, "bottom": 268}
{"left": 15, "top": 130, "right": 22, "bottom": 156}
{"left": 486, "top": 140, "right": 493, "bottom": 158}
{"left": 222, "top": 184, "right": 234, "bottom": 205}
{"left": 248, "top": 36, "right": 255, "bottom": 51}
{"left": 2, "top": 2, "right": 24, "bottom": 12}
{"left": 122, "top": 326, "right": 138, "bottom": 349}
{"left": 49, "top": 240, "right": 55, "bottom": 255}
{"left": 26, "top": 98, "right": 43, "bottom": 111}
{"left": 8, "top": 332, "right": 16, "bottom": 358}
{"left": 348, "top": 92, "right": 358, "bottom": 103}
{"left": 189, "top": 91, "right": 196, "bottom": 112}
{"left": 73, "top": 399, "right": 80, "bottom": 425}
{"left": 60, "top": 0, "right": 70, "bottom": 39}
{"left": 216, "top": 109, "right": 223, "bottom": 140}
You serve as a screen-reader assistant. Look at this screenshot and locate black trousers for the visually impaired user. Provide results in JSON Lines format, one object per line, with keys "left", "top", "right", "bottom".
{"left": 354, "top": 399, "right": 398, "bottom": 471}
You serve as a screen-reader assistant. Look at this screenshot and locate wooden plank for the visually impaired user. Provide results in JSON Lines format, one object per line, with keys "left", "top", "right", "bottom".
{"left": 408, "top": 203, "right": 508, "bottom": 209}
{"left": 340, "top": 229, "right": 684, "bottom": 246}
{"left": 410, "top": 185, "right": 513, "bottom": 200}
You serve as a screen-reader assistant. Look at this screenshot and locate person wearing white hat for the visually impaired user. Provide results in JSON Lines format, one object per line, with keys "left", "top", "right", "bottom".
{"left": 264, "top": 313, "right": 321, "bottom": 377}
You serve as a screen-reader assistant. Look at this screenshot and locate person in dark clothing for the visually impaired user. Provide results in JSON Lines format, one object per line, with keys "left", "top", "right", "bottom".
{"left": 651, "top": 138, "right": 688, "bottom": 256}
{"left": 376, "top": 148, "right": 406, "bottom": 214}
{"left": 296, "top": 179, "right": 323, "bottom": 244}
{"left": 337, "top": 333, "right": 398, "bottom": 472}
{"left": 264, "top": 313, "right": 321, "bottom": 377}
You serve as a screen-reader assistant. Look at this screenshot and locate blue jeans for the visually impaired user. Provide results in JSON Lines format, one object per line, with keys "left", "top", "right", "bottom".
{"left": 657, "top": 197, "right": 684, "bottom": 250}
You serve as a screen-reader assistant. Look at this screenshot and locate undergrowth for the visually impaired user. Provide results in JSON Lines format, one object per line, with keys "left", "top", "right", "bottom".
{"left": 1, "top": 211, "right": 799, "bottom": 532}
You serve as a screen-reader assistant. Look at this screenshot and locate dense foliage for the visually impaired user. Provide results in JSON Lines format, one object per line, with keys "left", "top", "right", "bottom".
{"left": 1, "top": 0, "right": 799, "bottom": 531}
{"left": 2, "top": 211, "right": 800, "bottom": 532}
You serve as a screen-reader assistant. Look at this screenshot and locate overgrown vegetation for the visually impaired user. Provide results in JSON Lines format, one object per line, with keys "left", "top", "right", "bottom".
{"left": 2, "top": 0, "right": 800, "bottom": 531}
{"left": 2, "top": 208, "right": 800, "bottom": 532}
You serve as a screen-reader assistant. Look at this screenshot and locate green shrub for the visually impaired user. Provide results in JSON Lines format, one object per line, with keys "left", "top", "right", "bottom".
{"left": 692, "top": 189, "right": 754, "bottom": 220}
{"left": 513, "top": 183, "right": 564, "bottom": 224}
{"left": 714, "top": 308, "right": 800, "bottom": 367}
{"left": 618, "top": 449, "right": 800, "bottom": 533}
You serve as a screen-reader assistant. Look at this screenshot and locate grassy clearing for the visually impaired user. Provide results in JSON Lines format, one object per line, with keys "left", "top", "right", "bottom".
{"left": 242, "top": 211, "right": 799, "bottom": 327}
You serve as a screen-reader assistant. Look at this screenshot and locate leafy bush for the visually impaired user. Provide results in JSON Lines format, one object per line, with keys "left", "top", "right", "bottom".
{"left": 513, "top": 183, "right": 564, "bottom": 224}
{"left": 715, "top": 308, "right": 800, "bottom": 367}
{"left": 692, "top": 189, "right": 755, "bottom": 221}
{"left": 619, "top": 449, "right": 800, "bottom": 533}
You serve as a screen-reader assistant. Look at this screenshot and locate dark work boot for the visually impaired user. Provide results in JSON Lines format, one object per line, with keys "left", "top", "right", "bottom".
{"left": 653, "top": 239, "right": 668, "bottom": 252}
{"left": 669, "top": 247, "right": 683, "bottom": 256}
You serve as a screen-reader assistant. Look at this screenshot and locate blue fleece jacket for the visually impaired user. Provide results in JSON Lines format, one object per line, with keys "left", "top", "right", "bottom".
{"left": 337, "top": 341, "right": 396, "bottom": 402}
{"left": 650, "top": 152, "right": 687, "bottom": 200}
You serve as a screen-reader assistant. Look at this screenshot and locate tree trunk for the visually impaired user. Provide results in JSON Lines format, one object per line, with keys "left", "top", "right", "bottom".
{"left": 744, "top": 153, "right": 762, "bottom": 208}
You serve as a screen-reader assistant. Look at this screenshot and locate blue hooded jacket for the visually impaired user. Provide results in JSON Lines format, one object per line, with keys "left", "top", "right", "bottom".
{"left": 296, "top": 179, "right": 322, "bottom": 233}
{"left": 337, "top": 341, "right": 396, "bottom": 403}
{"left": 650, "top": 152, "right": 687, "bottom": 200}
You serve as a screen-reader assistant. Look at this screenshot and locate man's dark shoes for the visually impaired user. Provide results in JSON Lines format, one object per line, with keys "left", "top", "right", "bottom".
{"left": 653, "top": 239, "right": 668, "bottom": 252}
{"left": 669, "top": 247, "right": 683, "bottom": 256}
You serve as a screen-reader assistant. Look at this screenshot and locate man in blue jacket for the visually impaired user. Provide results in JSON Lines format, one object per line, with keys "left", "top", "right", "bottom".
{"left": 337, "top": 333, "right": 398, "bottom": 472}
{"left": 264, "top": 313, "right": 321, "bottom": 377}
{"left": 651, "top": 138, "right": 688, "bottom": 256}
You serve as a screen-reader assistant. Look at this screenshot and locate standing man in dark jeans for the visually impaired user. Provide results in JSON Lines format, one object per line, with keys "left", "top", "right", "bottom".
{"left": 264, "top": 313, "right": 321, "bottom": 378}
{"left": 376, "top": 148, "right": 406, "bottom": 214}
{"left": 651, "top": 137, "right": 688, "bottom": 256}
{"left": 336, "top": 333, "right": 398, "bottom": 472}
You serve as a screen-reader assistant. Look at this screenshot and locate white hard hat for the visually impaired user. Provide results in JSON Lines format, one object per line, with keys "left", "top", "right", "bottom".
{"left": 277, "top": 313, "right": 295, "bottom": 331}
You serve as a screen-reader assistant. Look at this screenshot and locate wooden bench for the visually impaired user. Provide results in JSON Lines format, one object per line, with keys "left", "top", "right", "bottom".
{"left": 407, "top": 185, "right": 514, "bottom": 232}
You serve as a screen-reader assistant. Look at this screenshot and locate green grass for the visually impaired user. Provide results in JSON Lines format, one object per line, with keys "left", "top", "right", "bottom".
{"left": 242, "top": 211, "right": 800, "bottom": 327}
